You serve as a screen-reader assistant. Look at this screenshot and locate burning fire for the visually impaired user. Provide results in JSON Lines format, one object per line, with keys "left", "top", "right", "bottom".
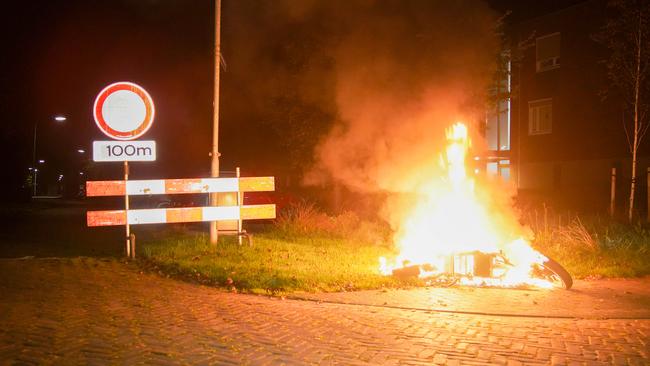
{"left": 380, "top": 122, "right": 553, "bottom": 288}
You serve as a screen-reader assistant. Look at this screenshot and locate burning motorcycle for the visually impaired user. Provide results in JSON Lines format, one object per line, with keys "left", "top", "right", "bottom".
{"left": 388, "top": 250, "right": 573, "bottom": 290}
{"left": 379, "top": 122, "right": 573, "bottom": 290}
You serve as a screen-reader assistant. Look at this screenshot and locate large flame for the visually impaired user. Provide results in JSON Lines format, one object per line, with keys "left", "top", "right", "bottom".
{"left": 380, "top": 122, "right": 552, "bottom": 288}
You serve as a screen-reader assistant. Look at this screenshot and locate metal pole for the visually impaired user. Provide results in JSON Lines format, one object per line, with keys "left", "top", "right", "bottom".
{"left": 210, "top": 0, "right": 222, "bottom": 245}
{"left": 236, "top": 167, "right": 242, "bottom": 245}
{"left": 610, "top": 167, "right": 616, "bottom": 217}
{"left": 32, "top": 121, "right": 37, "bottom": 196}
{"left": 647, "top": 167, "right": 650, "bottom": 222}
{"left": 124, "top": 161, "right": 131, "bottom": 257}
{"left": 33, "top": 170, "right": 38, "bottom": 197}
{"left": 130, "top": 233, "right": 136, "bottom": 260}
{"left": 516, "top": 55, "right": 522, "bottom": 189}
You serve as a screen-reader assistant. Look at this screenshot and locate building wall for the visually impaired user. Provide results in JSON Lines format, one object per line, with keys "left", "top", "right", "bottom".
{"left": 510, "top": 0, "right": 648, "bottom": 213}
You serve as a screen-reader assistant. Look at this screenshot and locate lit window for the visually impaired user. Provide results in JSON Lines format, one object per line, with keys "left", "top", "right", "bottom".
{"left": 499, "top": 160, "right": 511, "bottom": 181}
{"left": 486, "top": 59, "right": 511, "bottom": 151}
{"left": 529, "top": 99, "right": 552, "bottom": 135}
{"left": 486, "top": 159, "right": 511, "bottom": 182}
{"left": 536, "top": 33, "right": 560, "bottom": 72}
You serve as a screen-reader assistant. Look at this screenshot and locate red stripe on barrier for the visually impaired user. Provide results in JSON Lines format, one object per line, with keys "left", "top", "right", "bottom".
{"left": 239, "top": 177, "right": 274, "bottom": 192}
{"left": 241, "top": 204, "right": 276, "bottom": 220}
{"left": 87, "top": 210, "right": 126, "bottom": 227}
{"left": 166, "top": 207, "right": 202, "bottom": 223}
{"left": 165, "top": 178, "right": 202, "bottom": 194}
{"left": 86, "top": 181, "right": 126, "bottom": 197}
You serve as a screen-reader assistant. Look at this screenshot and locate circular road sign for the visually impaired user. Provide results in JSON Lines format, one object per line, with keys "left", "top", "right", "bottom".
{"left": 93, "top": 81, "right": 155, "bottom": 140}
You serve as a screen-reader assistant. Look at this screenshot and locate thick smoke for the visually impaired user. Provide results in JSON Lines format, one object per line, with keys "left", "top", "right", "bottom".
{"left": 222, "top": 1, "right": 498, "bottom": 185}
{"left": 224, "top": 1, "right": 528, "bottom": 243}
{"left": 306, "top": 1, "right": 499, "bottom": 194}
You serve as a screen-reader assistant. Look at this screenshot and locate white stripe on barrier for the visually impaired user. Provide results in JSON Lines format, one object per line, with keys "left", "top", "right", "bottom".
{"left": 202, "top": 206, "right": 240, "bottom": 221}
{"left": 127, "top": 180, "right": 166, "bottom": 195}
{"left": 129, "top": 209, "right": 167, "bottom": 225}
{"left": 203, "top": 178, "right": 239, "bottom": 193}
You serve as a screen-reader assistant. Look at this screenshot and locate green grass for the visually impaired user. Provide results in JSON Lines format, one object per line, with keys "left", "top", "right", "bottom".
{"left": 140, "top": 229, "right": 407, "bottom": 294}
{"left": 530, "top": 215, "right": 650, "bottom": 279}
{"left": 140, "top": 203, "right": 650, "bottom": 294}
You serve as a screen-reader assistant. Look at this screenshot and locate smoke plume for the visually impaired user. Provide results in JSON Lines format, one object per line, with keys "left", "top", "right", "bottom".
{"left": 306, "top": 1, "right": 499, "bottom": 194}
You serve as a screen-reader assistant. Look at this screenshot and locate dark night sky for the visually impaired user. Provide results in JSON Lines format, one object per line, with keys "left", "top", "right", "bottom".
{"left": 0, "top": 0, "right": 587, "bottom": 198}
{"left": 0, "top": 1, "right": 214, "bottom": 186}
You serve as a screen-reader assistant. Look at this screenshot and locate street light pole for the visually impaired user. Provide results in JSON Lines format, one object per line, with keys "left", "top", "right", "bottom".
{"left": 32, "top": 121, "right": 38, "bottom": 196}
{"left": 210, "top": 0, "right": 222, "bottom": 245}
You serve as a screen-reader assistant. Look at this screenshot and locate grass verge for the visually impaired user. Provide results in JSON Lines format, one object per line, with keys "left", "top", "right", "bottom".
{"left": 530, "top": 214, "right": 650, "bottom": 278}
{"left": 140, "top": 229, "right": 409, "bottom": 294}
{"left": 141, "top": 203, "right": 650, "bottom": 293}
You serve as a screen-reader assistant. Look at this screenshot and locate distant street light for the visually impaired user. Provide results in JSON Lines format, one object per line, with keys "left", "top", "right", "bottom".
{"left": 32, "top": 115, "right": 66, "bottom": 196}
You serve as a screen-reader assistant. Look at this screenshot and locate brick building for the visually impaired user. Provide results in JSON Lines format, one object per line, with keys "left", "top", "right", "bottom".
{"left": 485, "top": 0, "right": 649, "bottom": 213}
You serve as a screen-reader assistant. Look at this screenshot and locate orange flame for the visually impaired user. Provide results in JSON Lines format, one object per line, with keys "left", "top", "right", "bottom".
{"left": 380, "top": 122, "right": 552, "bottom": 288}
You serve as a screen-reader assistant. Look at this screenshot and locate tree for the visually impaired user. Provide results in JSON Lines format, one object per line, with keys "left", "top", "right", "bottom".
{"left": 595, "top": 0, "right": 650, "bottom": 221}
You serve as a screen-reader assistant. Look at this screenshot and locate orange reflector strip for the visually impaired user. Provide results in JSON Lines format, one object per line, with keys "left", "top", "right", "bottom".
{"left": 165, "top": 207, "right": 203, "bottom": 223}
{"left": 239, "top": 177, "right": 275, "bottom": 192}
{"left": 241, "top": 204, "right": 276, "bottom": 220}
{"left": 165, "top": 178, "right": 202, "bottom": 194}
{"left": 87, "top": 210, "right": 126, "bottom": 227}
{"left": 87, "top": 181, "right": 126, "bottom": 197}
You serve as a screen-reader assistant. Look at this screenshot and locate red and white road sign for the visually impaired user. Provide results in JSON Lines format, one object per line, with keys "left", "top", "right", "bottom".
{"left": 93, "top": 81, "right": 155, "bottom": 141}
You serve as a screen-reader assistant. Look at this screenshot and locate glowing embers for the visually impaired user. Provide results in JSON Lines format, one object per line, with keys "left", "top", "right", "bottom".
{"left": 386, "top": 249, "right": 554, "bottom": 289}
{"left": 380, "top": 122, "right": 554, "bottom": 289}
{"left": 389, "top": 252, "right": 497, "bottom": 280}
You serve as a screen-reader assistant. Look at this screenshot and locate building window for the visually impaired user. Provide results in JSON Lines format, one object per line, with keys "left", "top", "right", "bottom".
{"left": 486, "top": 159, "right": 511, "bottom": 182}
{"left": 486, "top": 59, "right": 511, "bottom": 152}
{"left": 536, "top": 33, "right": 560, "bottom": 72}
{"left": 529, "top": 98, "right": 552, "bottom": 135}
{"left": 486, "top": 98, "right": 511, "bottom": 151}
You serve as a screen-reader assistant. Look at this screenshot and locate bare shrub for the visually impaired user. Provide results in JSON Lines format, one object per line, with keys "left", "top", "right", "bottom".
{"left": 276, "top": 200, "right": 390, "bottom": 245}
{"left": 554, "top": 217, "right": 599, "bottom": 252}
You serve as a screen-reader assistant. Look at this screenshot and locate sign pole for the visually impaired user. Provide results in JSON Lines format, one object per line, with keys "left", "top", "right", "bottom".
{"left": 210, "top": 0, "right": 222, "bottom": 245}
{"left": 124, "top": 161, "right": 131, "bottom": 258}
{"left": 236, "top": 167, "right": 243, "bottom": 245}
{"left": 91, "top": 81, "right": 154, "bottom": 258}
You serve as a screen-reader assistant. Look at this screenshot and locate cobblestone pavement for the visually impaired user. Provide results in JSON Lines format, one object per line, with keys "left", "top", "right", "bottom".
{"left": 291, "top": 278, "right": 650, "bottom": 319}
{"left": 1, "top": 258, "right": 649, "bottom": 365}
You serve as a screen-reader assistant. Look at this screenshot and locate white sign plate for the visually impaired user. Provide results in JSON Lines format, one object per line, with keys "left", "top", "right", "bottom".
{"left": 93, "top": 140, "right": 156, "bottom": 162}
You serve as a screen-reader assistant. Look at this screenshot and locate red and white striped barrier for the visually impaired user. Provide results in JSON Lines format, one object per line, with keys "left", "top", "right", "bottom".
{"left": 86, "top": 177, "right": 274, "bottom": 197}
{"left": 86, "top": 176, "right": 275, "bottom": 227}
{"left": 87, "top": 204, "right": 275, "bottom": 227}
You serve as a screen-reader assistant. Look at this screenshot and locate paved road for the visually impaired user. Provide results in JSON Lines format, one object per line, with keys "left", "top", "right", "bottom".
{"left": 293, "top": 278, "right": 650, "bottom": 319}
{"left": 1, "top": 258, "right": 648, "bottom": 365}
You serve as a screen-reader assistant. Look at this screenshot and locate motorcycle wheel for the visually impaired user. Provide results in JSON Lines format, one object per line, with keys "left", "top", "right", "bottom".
{"left": 537, "top": 257, "right": 573, "bottom": 290}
